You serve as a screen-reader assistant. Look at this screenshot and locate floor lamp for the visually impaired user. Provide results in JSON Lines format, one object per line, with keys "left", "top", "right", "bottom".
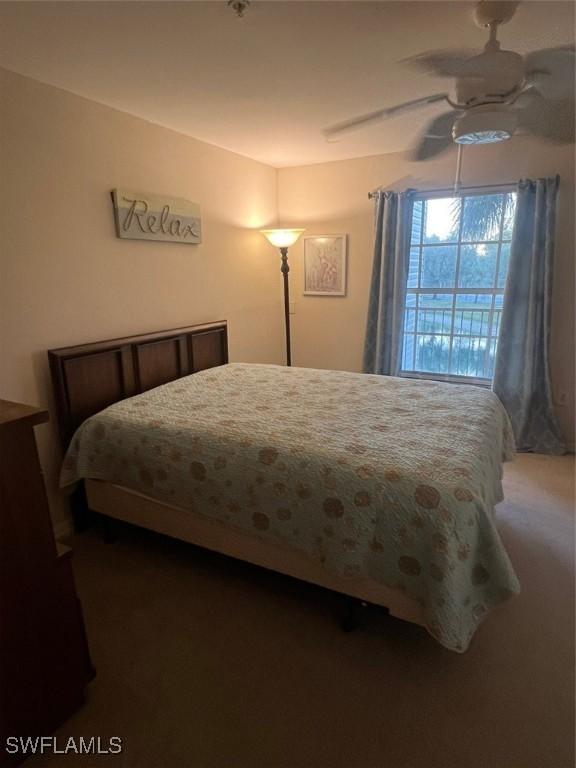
{"left": 260, "top": 228, "right": 305, "bottom": 366}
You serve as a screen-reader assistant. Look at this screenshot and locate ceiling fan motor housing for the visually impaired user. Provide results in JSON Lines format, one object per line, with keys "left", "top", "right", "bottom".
{"left": 453, "top": 105, "right": 517, "bottom": 144}
{"left": 455, "top": 50, "right": 525, "bottom": 104}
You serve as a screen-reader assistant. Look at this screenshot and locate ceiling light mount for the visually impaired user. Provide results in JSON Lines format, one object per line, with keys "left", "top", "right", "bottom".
{"left": 227, "top": 0, "right": 250, "bottom": 18}
{"left": 472, "top": 1, "right": 519, "bottom": 30}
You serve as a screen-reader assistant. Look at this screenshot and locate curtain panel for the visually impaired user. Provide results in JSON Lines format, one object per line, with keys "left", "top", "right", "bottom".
{"left": 363, "top": 190, "right": 415, "bottom": 376}
{"left": 493, "top": 176, "right": 565, "bottom": 455}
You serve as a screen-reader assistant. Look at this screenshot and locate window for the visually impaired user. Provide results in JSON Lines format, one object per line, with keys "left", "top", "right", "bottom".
{"left": 401, "top": 190, "right": 516, "bottom": 383}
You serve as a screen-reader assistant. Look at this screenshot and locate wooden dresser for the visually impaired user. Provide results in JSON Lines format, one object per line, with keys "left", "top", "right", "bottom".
{"left": 0, "top": 400, "right": 94, "bottom": 766}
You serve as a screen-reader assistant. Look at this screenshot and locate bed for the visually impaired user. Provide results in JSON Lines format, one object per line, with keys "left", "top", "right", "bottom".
{"left": 49, "top": 321, "right": 520, "bottom": 653}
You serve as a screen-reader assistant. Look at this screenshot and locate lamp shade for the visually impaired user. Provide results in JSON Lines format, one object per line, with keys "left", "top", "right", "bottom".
{"left": 260, "top": 228, "right": 305, "bottom": 248}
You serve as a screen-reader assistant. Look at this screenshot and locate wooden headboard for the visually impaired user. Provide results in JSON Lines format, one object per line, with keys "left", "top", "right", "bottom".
{"left": 48, "top": 321, "right": 228, "bottom": 447}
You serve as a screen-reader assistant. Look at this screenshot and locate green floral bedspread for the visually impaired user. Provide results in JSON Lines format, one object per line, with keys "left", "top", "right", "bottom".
{"left": 61, "top": 363, "right": 520, "bottom": 652}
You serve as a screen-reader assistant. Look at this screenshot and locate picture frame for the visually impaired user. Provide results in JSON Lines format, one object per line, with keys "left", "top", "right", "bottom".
{"left": 303, "top": 234, "right": 347, "bottom": 296}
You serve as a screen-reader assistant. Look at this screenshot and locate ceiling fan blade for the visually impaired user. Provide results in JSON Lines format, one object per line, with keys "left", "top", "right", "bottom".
{"left": 401, "top": 48, "right": 477, "bottom": 77}
{"left": 384, "top": 93, "right": 449, "bottom": 117}
{"left": 410, "top": 111, "right": 458, "bottom": 161}
{"left": 322, "top": 108, "right": 388, "bottom": 141}
{"left": 524, "top": 46, "right": 575, "bottom": 100}
{"left": 411, "top": 134, "right": 454, "bottom": 162}
{"left": 322, "top": 94, "right": 448, "bottom": 141}
{"left": 515, "top": 93, "right": 575, "bottom": 144}
{"left": 526, "top": 44, "right": 575, "bottom": 58}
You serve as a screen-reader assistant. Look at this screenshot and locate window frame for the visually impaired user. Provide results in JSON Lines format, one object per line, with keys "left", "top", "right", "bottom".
{"left": 400, "top": 185, "right": 516, "bottom": 386}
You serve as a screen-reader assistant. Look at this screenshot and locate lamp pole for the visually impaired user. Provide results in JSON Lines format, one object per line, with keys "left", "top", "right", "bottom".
{"left": 280, "top": 247, "right": 292, "bottom": 366}
{"left": 260, "top": 228, "right": 305, "bottom": 368}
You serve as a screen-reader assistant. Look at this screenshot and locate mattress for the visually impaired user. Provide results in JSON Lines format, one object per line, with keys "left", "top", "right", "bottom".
{"left": 61, "top": 362, "right": 520, "bottom": 652}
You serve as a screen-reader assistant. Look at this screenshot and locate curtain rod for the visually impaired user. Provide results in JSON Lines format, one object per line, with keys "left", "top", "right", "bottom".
{"left": 368, "top": 181, "right": 516, "bottom": 199}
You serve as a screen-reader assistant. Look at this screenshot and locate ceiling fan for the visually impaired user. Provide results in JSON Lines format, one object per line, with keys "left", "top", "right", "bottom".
{"left": 322, "top": 0, "right": 575, "bottom": 160}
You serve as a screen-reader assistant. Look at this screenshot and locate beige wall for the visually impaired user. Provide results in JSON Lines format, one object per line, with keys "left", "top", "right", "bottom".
{"left": 278, "top": 139, "right": 575, "bottom": 447}
{"left": 0, "top": 68, "right": 282, "bottom": 530}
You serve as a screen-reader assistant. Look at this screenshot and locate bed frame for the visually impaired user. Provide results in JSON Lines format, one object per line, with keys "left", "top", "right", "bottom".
{"left": 49, "top": 321, "right": 229, "bottom": 447}
{"left": 48, "top": 321, "right": 424, "bottom": 629}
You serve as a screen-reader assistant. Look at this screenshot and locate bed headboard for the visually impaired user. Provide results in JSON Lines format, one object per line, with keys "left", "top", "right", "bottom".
{"left": 48, "top": 321, "right": 228, "bottom": 447}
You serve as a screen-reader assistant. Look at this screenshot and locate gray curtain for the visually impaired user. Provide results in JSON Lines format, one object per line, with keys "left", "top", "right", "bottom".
{"left": 363, "top": 190, "right": 415, "bottom": 375}
{"left": 493, "top": 176, "right": 565, "bottom": 454}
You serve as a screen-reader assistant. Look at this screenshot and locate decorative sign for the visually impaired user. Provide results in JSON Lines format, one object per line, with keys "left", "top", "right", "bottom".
{"left": 112, "top": 189, "right": 202, "bottom": 244}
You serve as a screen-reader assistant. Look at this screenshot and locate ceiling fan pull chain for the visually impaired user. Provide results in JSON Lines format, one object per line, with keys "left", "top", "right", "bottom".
{"left": 454, "top": 143, "right": 464, "bottom": 195}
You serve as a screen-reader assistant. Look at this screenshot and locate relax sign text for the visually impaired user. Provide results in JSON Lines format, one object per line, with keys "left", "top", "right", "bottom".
{"left": 112, "top": 189, "right": 202, "bottom": 244}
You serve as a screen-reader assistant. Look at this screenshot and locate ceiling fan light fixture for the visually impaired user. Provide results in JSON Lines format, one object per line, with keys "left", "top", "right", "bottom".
{"left": 453, "top": 107, "right": 517, "bottom": 145}
{"left": 455, "top": 129, "right": 512, "bottom": 145}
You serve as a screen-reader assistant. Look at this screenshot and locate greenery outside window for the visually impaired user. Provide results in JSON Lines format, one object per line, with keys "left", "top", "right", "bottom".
{"left": 401, "top": 189, "right": 516, "bottom": 384}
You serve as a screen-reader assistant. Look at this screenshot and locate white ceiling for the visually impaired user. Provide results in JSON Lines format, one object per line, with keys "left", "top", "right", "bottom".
{"left": 0, "top": 1, "right": 574, "bottom": 167}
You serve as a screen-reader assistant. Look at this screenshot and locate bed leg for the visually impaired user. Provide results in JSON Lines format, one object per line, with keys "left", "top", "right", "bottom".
{"left": 98, "top": 514, "right": 119, "bottom": 544}
{"left": 70, "top": 484, "right": 94, "bottom": 532}
{"left": 340, "top": 598, "right": 368, "bottom": 632}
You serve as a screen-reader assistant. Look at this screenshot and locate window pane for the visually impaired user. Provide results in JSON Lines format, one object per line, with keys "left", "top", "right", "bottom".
{"left": 453, "top": 294, "right": 491, "bottom": 336}
{"left": 451, "top": 336, "right": 475, "bottom": 376}
{"left": 418, "top": 310, "right": 452, "bottom": 334}
{"left": 491, "top": 310, "right": 502, "bottom": 340}
{"left": 405, "top": 307, "right": 416, "bottom": 332}
{"left": 502, "top": 193, "right": 517, "bottom": 239}
{"left": 418, "top": 295, "right": 453, "bottom": 335}
{"left": 402, "top": 334, "right": 416, "bottom": 371}
{"left": 423, "top": 198, "right": 459, "bottom": 244}
{"left": 407, "top": 247, "right": 420, "bottom": 288}
{"left": 419, "top": 293, "right": 452, "bottom": 309}
{"left": 455, "top": 293, "right": 492, "bottom": 309}
{"left": 411, "top": 200, "right": 424, "bottom": 246}
{"left": 461, "top": 194, "right": 504, "bottom": 242}
{"left": 458, "top": 244, "right": 498, "bottom": 288}
{"left": 415, "top": 334, "right": 451, "bottom": 374}
{"left": 485, "top": 338, "right": 498, "bottom": 379}
{"left": 452, "top": 336, "right": 489, "bottom": 378}
{"left": 421, "top": 246, "right": 457, "bottom": 288}
{"left": 497, "top": 242, "right": 510, "bottom": 288}
{"left": 454, "top": 310, "right": 490, "bottom": 337}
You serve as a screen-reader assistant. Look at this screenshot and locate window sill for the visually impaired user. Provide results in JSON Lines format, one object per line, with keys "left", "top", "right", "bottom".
{"left": 399, "top": 371, "right": 492, "bottom": 388}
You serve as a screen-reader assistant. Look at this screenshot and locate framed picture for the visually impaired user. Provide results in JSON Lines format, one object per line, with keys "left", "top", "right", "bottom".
{"left": 303, "top": 234, "right": 347, "bottom": 296}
